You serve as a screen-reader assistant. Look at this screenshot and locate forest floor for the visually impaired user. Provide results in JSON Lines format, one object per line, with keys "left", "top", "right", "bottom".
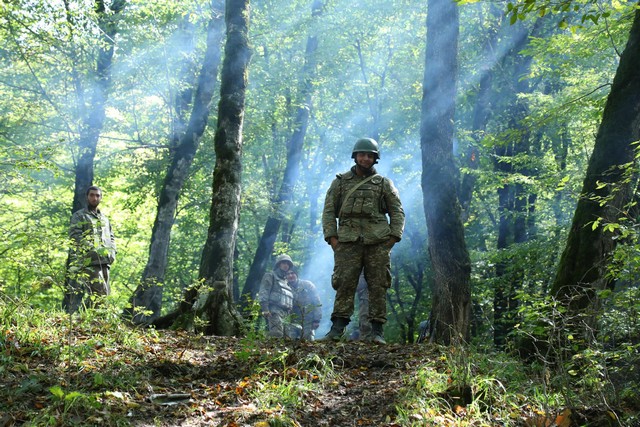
{"left": 1, "top": 317, "right": 637, "bottom": 427}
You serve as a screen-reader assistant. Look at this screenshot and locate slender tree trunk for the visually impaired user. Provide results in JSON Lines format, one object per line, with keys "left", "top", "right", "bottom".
{"left": 459, "top": 4, "right": 502, "bottom": 218}
{"left": 70, "top": 0, "right": 125, "bottom": 213}
{"left": 167, "top": 0, "right": 251, "bottom": 335}
{"left": 63, "top": 0, "right": 125, "bottom": 312}
{"left": 551, "top": 5, "right": 640, "bottom": 318}
{"left": 126, "top": 2, "right": 225, "bottom": 324}
{"left": 421, "top": 0, "right": 471, "bottom": 345}
{"left": 492, "top": 19, "right": 550, "bottom": 348}
{"left": 240, "top": 0, "right": 322, "bottom": 306}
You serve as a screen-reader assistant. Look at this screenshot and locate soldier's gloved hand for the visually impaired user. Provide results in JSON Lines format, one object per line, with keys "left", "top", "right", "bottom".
{"left": 386, "top": 237, "right": 399, "bottom": 248}
{"left": 262, "top": 311, "right": 271, "bottom": 318}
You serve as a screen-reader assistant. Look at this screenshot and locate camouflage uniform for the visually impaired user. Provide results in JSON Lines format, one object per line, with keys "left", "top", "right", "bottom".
{"left": 289, "top": 277, "right": 322, "bottom": 340}
{"left": 322, "top": 165, "right": 404, "bottom": 325}
{"left": 258, "top": 256, "right": 295, "bottom": 338}
{"left": 66, "top": 208, "right": 116, "bottom": 311}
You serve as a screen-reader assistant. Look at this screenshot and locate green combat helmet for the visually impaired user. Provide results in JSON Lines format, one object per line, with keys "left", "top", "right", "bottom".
{"left": 351, "top": 138, "right": 380, "bottom": 160}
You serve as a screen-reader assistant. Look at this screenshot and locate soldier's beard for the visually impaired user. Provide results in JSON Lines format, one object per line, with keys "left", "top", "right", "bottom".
{"left": 356, "top": 163, "right": 376, "bottom": 175}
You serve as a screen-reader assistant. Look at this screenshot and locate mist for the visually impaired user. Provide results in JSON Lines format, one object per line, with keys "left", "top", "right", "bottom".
{"left": 0, "top": 0, "right": 610, "bottom": 337}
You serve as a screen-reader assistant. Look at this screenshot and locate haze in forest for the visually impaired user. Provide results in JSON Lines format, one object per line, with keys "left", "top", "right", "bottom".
{"left": 0, "top": 0, "right": 636, "bottom": 344}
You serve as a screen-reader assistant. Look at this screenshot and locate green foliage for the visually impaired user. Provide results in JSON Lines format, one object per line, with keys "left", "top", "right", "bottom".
{"left": 396, "top": 346, "right": 560, "bottom": 425}
{"left": 513, "top": 289, "right": 640, "bottom": 413}
{"left": 0, "top": 0, "right": 637, "bottom": 378}
{"left": 506, "top": 0, "right": 622, "bottom": 32}
{"left": 249, "top": 350, "right": 334, "bottom": 418}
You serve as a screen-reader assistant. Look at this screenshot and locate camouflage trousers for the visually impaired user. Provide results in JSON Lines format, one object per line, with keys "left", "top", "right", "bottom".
{"left": 63, "top": 264, "right": 111, "bottom": 313}
{"left": 287, "top": 321, "right": 314, "bottom": 340}
{"left": 265, "top": 305, "right": 290, "bottom": 338}
{"left": 331, "top": 241, "right": 391, "bottom": 324}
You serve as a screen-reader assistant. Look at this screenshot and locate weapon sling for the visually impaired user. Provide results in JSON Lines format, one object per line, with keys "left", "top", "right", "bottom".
{"left": 338, "top": 174, "right": 378, "bottom": 218}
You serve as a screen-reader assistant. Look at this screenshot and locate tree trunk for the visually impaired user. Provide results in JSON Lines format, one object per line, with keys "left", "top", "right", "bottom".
{"left": 421, "top": 0, "right": 471, "bottom": 346}
{"left": 240, "top": 0, "right": 322, "bottom": 306}
{"left": 459, "top": 4, "right": 502, "bottom": 218}
{"left": 126, "top": 2, "right": 225, "bottom": 324}
{"left": 168, "top": 0, "right": 251, "bottom": 335}
{"left": 492, "top": 19, "right": 549, "bottom": 348}
{"left": 63, "top": 0, "right": 125, "bottom": 312}
{"left": 551, "top": 5, "right": 640, "bottom": 316}
{"left": 70, "top": 0, "right": 125, "bottom": 213}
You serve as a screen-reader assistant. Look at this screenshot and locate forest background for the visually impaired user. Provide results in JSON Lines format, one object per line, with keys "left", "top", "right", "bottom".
{"left": 1, "top": 0, "right": 640, "bottom": 424}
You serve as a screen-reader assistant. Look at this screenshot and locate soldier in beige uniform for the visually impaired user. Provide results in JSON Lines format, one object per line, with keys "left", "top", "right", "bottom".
{"left": 258, "top": 254, "right": 295, "bottom": 338}
{"left": 321, "top": 138, "right": 405, "bottom": 344}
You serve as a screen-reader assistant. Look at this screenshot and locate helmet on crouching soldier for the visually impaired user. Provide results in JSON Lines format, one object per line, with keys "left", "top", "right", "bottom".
{"left": 274, "top": 254, "right": 294, "bottom": 270}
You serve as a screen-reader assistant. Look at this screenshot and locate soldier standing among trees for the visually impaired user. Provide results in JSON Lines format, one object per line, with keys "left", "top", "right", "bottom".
{"left": 64, "top": 186, "right": 116, "bottom": 313}
{"left": 321, "top": 138, "right": 405, "bottom": 344}
{"left": 258, "top": 254, "right": 295, "bottom": 338}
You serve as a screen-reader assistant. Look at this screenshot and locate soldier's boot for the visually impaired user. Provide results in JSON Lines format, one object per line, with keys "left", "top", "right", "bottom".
{"left": 320, "top": 317, "right": 349, "bottom": 341}
{"left": 370, "top": 321, "right": 386, "bottom": 345}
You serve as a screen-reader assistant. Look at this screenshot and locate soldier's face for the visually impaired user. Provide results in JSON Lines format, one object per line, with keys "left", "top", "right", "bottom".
{"left": 87, "top": 190, "right": 102, "bottom": 209}
{"left": 286, "top": 271, "right": 297, "bottom": 283}
{"left": 355, "top": 152, "right": 375, "bottom": 169}
{"left": 279, "top": 262, "right": 291, "bottom": 272}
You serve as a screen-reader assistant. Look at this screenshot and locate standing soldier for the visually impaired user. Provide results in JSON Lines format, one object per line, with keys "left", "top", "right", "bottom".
{"left": 287, "top": 270, "right": 322, "bottom": 340}
{"left": 321, "top": 138, "right": 405, "bottom": 344}
{"left": 65, "top": 186, "right": 116, "bottom": 312}
{"left": 258, "top": 254, "right": 295, "bottom": 338}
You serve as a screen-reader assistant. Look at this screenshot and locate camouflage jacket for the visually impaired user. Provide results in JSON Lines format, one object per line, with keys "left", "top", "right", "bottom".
{"left": 258, "top": 269, "right": 294, "bottom": 312}
{"left": 322, "top": 166, "right": 405, "bottom": 245}
{"left": 290, "top": 279, "right": 322, "bottom": 324}
{"left": 69, "top": 208, "right": 116, "bottom": 267}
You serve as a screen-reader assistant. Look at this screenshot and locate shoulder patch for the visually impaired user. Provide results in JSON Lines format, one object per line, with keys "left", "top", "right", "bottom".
{"left": 371, "top": 175, "right": 383, "bottom": 184}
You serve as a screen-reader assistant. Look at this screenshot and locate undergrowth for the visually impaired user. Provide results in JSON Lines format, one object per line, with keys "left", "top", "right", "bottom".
{"left": 1, "top": 292, "right": 638, "bottom": 426}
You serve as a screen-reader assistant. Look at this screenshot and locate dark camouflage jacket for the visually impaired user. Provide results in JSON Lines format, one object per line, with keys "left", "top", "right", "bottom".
{"left": 322, "top": 166, "right": 405, "bottom": 245}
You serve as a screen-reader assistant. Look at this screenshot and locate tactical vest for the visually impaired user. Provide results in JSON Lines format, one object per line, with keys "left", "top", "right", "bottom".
{"left": 269, "top": 277, "right": 294, "bottom": 310}
{"left": 338, "top": 174, "right": 386, "bottom": 219}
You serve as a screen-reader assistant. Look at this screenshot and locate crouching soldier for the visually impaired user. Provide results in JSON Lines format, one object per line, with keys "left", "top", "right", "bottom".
{"left": 287, "top": 270, "right": 322, "bottom": 340}
{"left": 258, "top": 254, "right": 295, "bottom": 338}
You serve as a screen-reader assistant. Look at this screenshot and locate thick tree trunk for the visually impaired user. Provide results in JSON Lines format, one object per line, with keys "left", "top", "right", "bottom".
{"left": 240, "top": 0, "right": 322, "bottom": 306}
{"left": 421, "top": 0, "right": 471, "bottom": 346}
{"left": 126, "top": 3, "right": 225, "bottom": 324}
{"left": 551, "top": 6, "right": 640, "bottom": 315}
{"left": 168, "top": 0, "right": 251, "bottom": 335}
